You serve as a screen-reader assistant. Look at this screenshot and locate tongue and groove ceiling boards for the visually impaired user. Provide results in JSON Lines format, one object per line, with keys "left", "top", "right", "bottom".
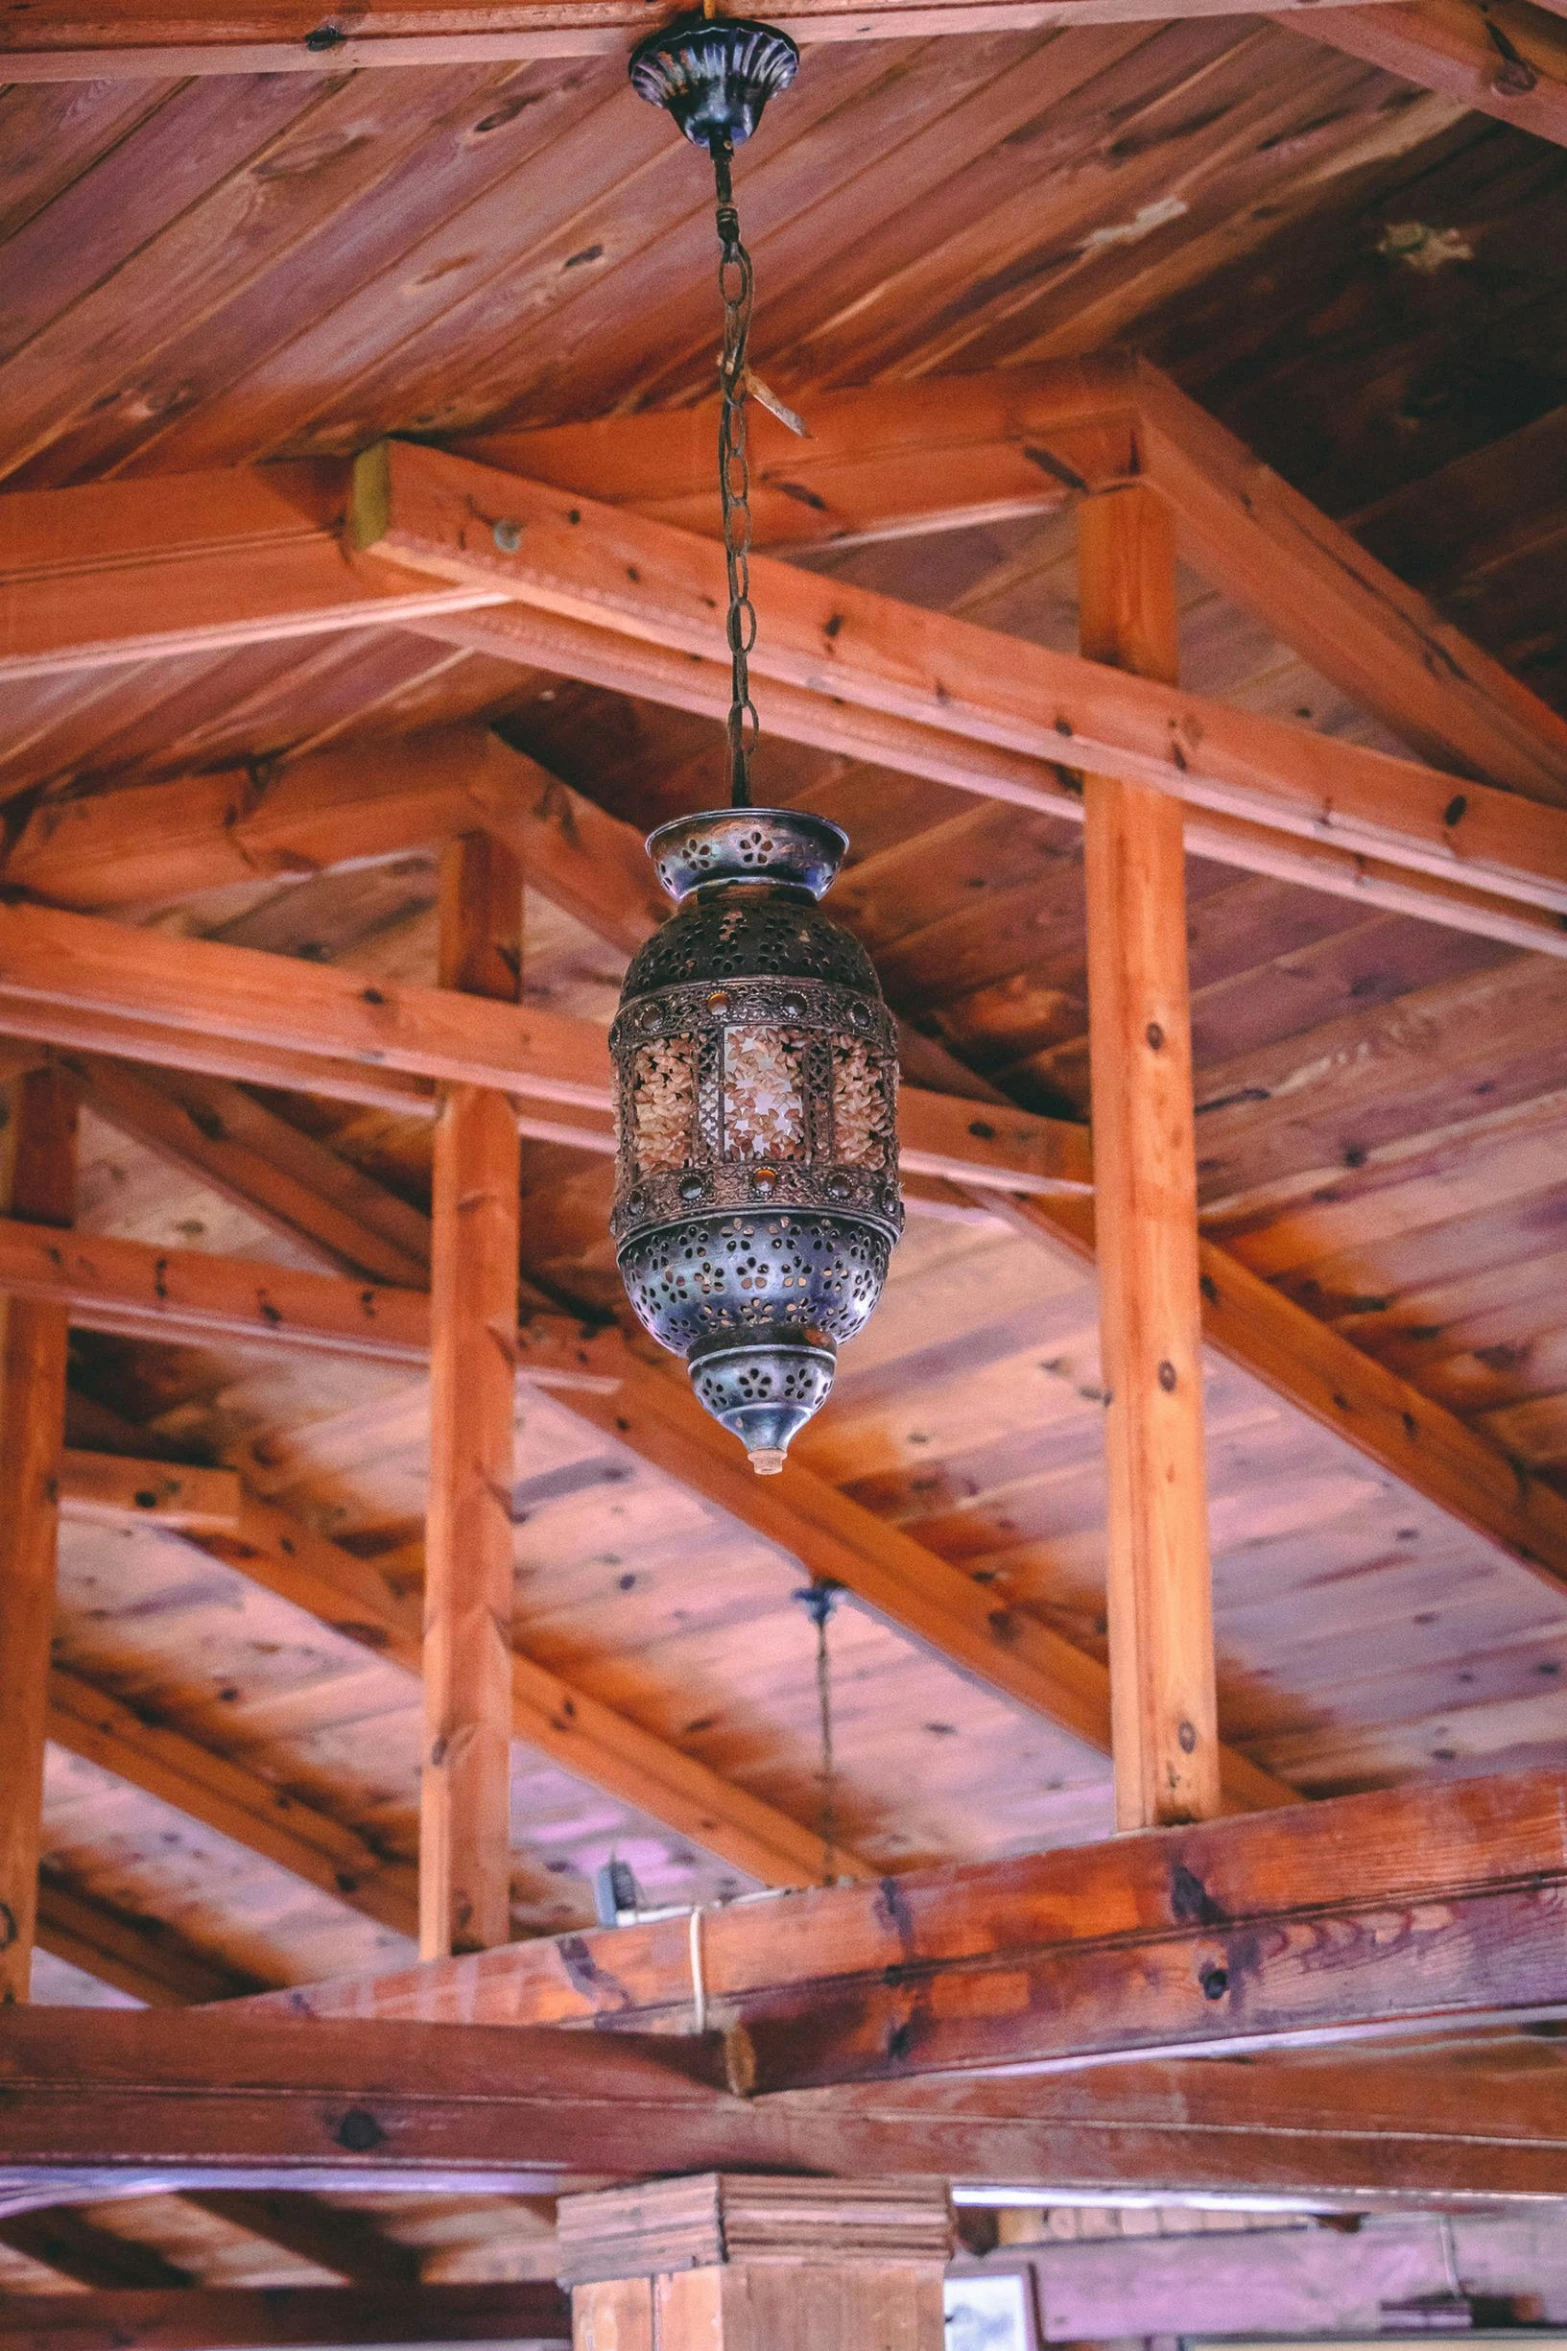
{"left": 1, "top": 0, "right": 1567, "bottom": 2296}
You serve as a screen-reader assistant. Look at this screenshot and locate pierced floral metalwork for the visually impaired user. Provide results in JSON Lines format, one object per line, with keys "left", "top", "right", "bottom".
{"left": 611, "top": 809, "right": 903, "bottom": 1473}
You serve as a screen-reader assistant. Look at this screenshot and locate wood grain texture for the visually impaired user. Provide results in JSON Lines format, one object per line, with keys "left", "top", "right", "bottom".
{"left": 1287, "top": 0, "right": 1567, "bottom": 151}
{"left": 0, "top": 1069, "right": 75, "bottom": 2001}
{"left": 360, "top": 440, "right": 1567, "bottom": 916}
{"left": 423, "top": 833, "right": 523, "bottom": 1958}
{"left": 243, "top": 1770, "right": 1567, "bottom": 2078}
{"left": 1080, "top": 485, "right": 1219, "bottom": 1831}
{"left": 0, "top": 2285, "right": 570, "bottom": 2349}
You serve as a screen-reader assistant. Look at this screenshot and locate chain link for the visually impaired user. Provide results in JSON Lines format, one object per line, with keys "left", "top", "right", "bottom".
{"left": 711, "top": 136, "right": 759, "bottom": 811}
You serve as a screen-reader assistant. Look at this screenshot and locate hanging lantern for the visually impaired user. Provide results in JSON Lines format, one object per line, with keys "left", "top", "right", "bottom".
{"left": 611, "top": 17, "right": 903, "bottom": 1475}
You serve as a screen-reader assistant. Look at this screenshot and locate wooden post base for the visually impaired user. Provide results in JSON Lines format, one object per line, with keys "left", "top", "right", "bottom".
{"left": 559, "top": 2177, "right": 954, "bottom": 2351}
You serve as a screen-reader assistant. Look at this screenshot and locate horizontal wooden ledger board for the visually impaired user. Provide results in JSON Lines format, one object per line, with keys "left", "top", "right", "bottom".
{"left": 239, "top": 1770, "right": 1567, "bottom": 2081}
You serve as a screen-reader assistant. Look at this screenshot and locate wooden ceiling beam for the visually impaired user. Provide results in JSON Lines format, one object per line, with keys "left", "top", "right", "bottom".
{"left": 0, "top": 2284, "right": 571, "bottom": 2349}
{"left": 471, "top": 363, "right": 1567, "bottom": 800}
{"left": 359, "top": 442, "right": 1567, "bottom": 919}
{"left": 8, "top": 449, "right": 1566, "bottom": 945}
{"left": 55, "top": 1450, "right": 877, "bottom": 1893}
{"left": 1286, "top": 0, "right": 1567, "bottom": 150}
{"left": 75, "top": 1061, "right": 432, "bottom": 1287}
{"left": 241, "top": 1768, "right": 1567, "bottom": 2083}
{"left": 5, "top": 1995, "right": 1567, "bottom": 2206}
{"left": 176, "top": 2195, "right": 423, "bottom": 2289}
{"left": 45, "top": 1666, "right": 421, "bottom": 1943}
{"left": 33, "top": 1877, "right": 262, "bottom": 2006}
{"left": 0, "top": 0, "right": 1405, "bottom": 81}
{"left": 0, "top": 905, "right": 1090, "bottom": 1200}
{"left": 2, "top": 729, "right": 665, "bottom": 958}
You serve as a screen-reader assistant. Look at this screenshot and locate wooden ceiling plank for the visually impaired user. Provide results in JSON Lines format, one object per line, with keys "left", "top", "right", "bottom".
{"left": 1284, "top": 0, "right": 1567, "bottom": 151}
{"left": 0, "top": 2283, "right": 570, "bottom": 2346}
{"left": 357, "top": 441, "right": 1567, "bottom": 916}
{"left": 0, "top": 2211, "right": 191, "bottom": 2290}
{"left": 1079, "top": 484, "right": 1220, "bottom": 1832}
{"left": 422, "top": 832, "right": 525, "bottom": 1960}
{"left": 550, "top": 1348, "right": 1290, "bottom": 1811}
{"left": 46, "top": 1666, "right": 420, "bottom": 1942}
{"left": 57, "top": 1454, "right": 875, "bottom": 1893}
{"left": 0, "top": 1068, "right": 77, "bottom": 2002}
{"left": 75, "top": 1060, "right": 431, "bottom": 1287}
{"left": 33, "top": 1878, "right": 260, "bottom": 2007}
{"left": 1002, "top": 1190, "right": 1567, "bottom": 1608}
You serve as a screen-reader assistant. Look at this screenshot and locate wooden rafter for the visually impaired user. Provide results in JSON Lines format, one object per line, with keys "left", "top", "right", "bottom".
{"left": 1288, "top": 0, "right": 1567, "bottom": 150}
{"left": 45, "top": 1666, "right": 421, "bottom": 1942}
{"left": 54, "top": 1449, "right": 879, "bottom": 1892}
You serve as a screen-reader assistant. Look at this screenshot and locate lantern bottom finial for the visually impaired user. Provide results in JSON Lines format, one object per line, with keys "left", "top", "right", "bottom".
{"left": 689, "top": 1329, "right": 836, "bottom": 1473}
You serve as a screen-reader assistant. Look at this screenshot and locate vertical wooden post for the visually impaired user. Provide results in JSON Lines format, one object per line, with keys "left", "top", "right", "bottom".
{"left": 560, "top": 2176, "right": 953, "bottom": 2351}
{"left": 0, "top": 1068, "right": 77, "bottom": 2000}
{"left": 1080, "top": 485, "right": 1220, "bottom": 1832}
{"left": 421, "top": 832, "right": 523, "bottom": 1960}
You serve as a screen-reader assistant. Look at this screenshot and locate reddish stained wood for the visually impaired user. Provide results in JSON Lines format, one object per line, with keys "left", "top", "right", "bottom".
{"left": 1286, "top": 0, "right": 1567, "bottom": 156}
{"left": 0, "top": 1068, "right": 75, "bottom": 2002}
{"left": 0, "top": 2285, "right": 571, "bottom": 2350}
{"left": 1080, "top": 485, "right": 1219, "bottom": 1831}
{"left": 358, "top": 441, "right": 1567, "bottom": 916}
{"left": 423, "top": 833, "right": 524, "bottom": 1960}
{"left": 0, "top": 0, "right": 1409, "bottom": 79}
{"left": 240, "top": 1771, "right": 1567, "bottom": 2081}
{"left": 8, "top": 2003, "right": 1567, "bottom": 2204}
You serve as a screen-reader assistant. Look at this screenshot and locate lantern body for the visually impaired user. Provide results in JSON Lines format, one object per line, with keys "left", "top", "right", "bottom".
{"left": 610, "top": 808, "right": 903, "bottom": 1472}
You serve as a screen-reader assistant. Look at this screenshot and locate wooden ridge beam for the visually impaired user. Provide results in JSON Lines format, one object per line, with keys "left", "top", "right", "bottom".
{"left": 357, "top": 441, "right": 1567, "bottom": 918}
{"left": 0, "top": 0, "right": 1406, "bottom": 81}
{"left": 237, "top": 1770, "right": 1567, "bottom": 2088}
{"left": 0, "top": 2285, "right": 571, "bottom": 2349}
{"left": 1286, "top": 0, "right": 1567, "bottom": 151}
{"left": 54, "top": 1451, "right": 877, "bottom": 1894}
{"left": 0, "top": 901, "right": 1091, "bottom": 1199}
{"left": 6, "top": 1996, "right": 1567, "bottom": 2206}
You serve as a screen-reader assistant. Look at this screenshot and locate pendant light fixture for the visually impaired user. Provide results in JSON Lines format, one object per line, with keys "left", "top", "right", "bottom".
{"left": 609, "top": 15, "right": 904, "bottom": 1476}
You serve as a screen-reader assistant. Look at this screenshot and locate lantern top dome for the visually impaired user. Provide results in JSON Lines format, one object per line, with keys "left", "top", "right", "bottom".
{"left": 647, "top": 806, "right": 848, "bottom": 906}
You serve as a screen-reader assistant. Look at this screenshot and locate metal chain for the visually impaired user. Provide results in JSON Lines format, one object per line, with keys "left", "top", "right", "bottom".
{"left": 711, "top": 135, "right": 759, "bottom": 810}
{"left": 795, "top": 1582, "right": 841, "bottom": 1884}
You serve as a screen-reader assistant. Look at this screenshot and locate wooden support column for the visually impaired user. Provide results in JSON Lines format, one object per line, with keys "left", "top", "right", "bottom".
{"left": 0, "top": 1068, "right": 77, "bottom": 1999}
{"left": 422, "top": 833, "right": 523, "bottom": 1959}
{"left": 1080, "top": 486, "right": 1219, "bottom": 1832}
{"left": 559, "top": 2177, "right": 954, "bottom": 2351}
